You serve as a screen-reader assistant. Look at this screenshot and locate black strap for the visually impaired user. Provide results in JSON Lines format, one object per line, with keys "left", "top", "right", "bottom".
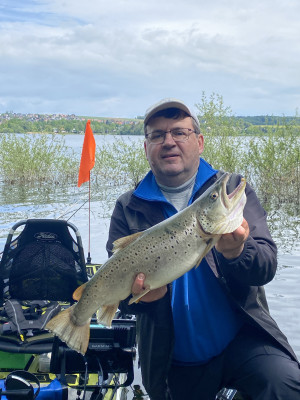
{"left": 3, "top": 300, "right": 61, "bottom": 336}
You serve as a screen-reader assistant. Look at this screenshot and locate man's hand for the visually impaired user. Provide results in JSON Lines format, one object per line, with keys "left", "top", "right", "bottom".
{"left": 215, "top": 218, "right": 249, "bottom": 259}
{"left": 132, "top": 273, "right": 167, "bottom": 302}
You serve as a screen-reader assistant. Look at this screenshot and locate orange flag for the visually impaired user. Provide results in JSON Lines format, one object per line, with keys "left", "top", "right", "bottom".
{"left": 78, "top": 120, "right": 96, "bottom": 187}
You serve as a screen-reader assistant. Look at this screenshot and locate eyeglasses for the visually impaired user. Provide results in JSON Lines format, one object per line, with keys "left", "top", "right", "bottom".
{"left": 145, "top": 128, "right": 196, "bottom": 144}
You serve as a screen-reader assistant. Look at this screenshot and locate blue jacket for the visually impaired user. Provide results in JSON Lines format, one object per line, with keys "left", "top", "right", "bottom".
{"left": 106, "top": 167, "right": 298, "bottom": 400}
{"left": 133, "top": 159, "right": 243, "bottom": 365}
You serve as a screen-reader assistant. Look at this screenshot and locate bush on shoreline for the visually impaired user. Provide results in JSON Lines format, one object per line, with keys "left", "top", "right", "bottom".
{"left": 195, "top": 93, "right": 299, "bottom": 207}
{"left": 0, "top": 133, "right": 78, "bottom": 183}
{"left": 0, "top": 94, "right": 299, "bottom": 209}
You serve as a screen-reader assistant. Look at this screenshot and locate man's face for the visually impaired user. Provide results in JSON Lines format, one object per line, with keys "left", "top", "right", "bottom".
{"left": 144, "top": 116, "right": 204, "bottom": 187}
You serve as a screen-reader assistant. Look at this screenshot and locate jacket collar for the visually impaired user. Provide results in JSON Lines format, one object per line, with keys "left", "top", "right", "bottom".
{"left": 133, "top": 157, "right": 218, "bottom": 205}
{"left": 124, "top": 158, "right": 219, "bottom": 227}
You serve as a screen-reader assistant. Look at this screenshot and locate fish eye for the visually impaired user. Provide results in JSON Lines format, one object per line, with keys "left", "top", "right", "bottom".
{"left": 210, "top": 192, "right": 218, "bottom": 201}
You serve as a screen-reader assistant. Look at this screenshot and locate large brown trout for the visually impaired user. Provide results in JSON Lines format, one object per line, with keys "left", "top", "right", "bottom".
{"left": 46, "top": 173, "right": 246, "bottom": 354}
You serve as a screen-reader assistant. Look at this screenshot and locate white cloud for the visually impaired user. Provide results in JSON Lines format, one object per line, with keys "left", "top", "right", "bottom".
{"left": 0, "top": 0, "right": 299, "bottom": 116}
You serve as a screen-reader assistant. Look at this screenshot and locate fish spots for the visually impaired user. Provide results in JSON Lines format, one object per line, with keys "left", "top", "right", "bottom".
{"left": 154, "top": 256, "right": 161, "bottom": 265}
{"left": 184, "top": 228, "right": 194, "bottom": 236}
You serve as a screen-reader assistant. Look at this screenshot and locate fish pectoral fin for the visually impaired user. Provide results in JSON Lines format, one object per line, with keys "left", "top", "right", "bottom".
{"left": 96, "top": 304, "right": 119, "bottom": 327}
{"left": 128, "top": 287, "right": 151, "bottom": 305}
{"left": 194, "top": 255, "right": 204, "bottom": 269}
{"left": 194, "top": 239, "right": 216, "bottom": 269}
{"left": 73, "top": 283, "right": 87, "bottom": 301}
{"left": 112, "top": 231, "right": 143, "bottom": 253}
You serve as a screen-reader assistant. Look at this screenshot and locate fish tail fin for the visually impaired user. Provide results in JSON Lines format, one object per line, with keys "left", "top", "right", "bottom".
{"left": 96, "top": 304, "right": 119, "bottom": 327}
{"left": 45, "top": 305, "right": 91, "bottom": 355}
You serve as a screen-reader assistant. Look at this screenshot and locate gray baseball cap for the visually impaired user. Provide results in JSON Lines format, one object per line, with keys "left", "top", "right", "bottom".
{"left": 144, "top": 98, "right": 200, "bottom": 130}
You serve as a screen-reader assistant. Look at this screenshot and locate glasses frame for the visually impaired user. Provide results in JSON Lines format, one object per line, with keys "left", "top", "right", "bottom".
{"left": 145, "top": 128, "right": 196, "bottom": 145}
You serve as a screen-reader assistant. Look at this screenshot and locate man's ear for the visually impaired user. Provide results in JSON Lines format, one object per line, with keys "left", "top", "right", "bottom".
{"left": 198, "top": 134, "right": 204, "bottom": 155}
{"left": 144, "top": 140, "right": 149, "bottom": 160}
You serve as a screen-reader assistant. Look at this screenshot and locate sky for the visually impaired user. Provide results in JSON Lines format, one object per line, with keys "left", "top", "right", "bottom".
{"left": 0, "top": 0, "right": 299, "bottom": 118}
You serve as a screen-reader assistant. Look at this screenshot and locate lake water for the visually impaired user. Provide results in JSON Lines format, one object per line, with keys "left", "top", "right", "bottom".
{"left": 0, "top": 134, "right": 299, "bottom": 364}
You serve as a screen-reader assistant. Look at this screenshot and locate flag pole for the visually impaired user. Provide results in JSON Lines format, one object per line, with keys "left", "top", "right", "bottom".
{"left": 87, "top": 171, "right": 92, "bottom": 264}
{"left": 77, "top": 120, "right": 96, "bottom": 265}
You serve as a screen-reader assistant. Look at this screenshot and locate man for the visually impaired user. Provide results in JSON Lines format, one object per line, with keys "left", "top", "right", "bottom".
{"left": 106, "top": 98, "right": 300, "bottom": 400}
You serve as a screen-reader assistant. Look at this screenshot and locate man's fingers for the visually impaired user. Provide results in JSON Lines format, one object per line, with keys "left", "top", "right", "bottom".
{"left": 232, "top": 219, "right": 249, "bottom": 241}
{"left": 132, "top": 273, "right": 145, "bottom": 295}
{"left": 131, "top": 273, "right": 167, "bottom": 302}
{"left": 215, "top": 218, "right": 250, "bottom": 259}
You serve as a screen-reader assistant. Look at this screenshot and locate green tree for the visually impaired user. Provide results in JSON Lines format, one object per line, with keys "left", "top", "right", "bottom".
{"left": 245, "top": 118, "right": 300, "bottom": 206}
{"left": 119, "top": 121, "right": 144, "bottom": 136}
{"left": 195, "top": 92, "right": 245, "bottom": 173}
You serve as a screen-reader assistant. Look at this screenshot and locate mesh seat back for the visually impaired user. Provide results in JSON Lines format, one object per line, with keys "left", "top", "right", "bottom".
{"left": 0, "top": 219, "right": 88, "bottom": 303}
{"left": 9, "top": 240, "right": 78, "bottom": 301}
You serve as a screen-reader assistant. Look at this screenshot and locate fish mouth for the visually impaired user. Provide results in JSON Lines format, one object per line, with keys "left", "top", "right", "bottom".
{"left": 195, "top": 173, "right": 247, "bottom": 236}
{"left": 221, "top": 174, "right": 246, "bottom": 210}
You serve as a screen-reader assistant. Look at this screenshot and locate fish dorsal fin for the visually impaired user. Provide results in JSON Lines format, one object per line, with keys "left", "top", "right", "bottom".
{"left": 112, "top": 231, "right": 143, "bottom": 253}
{"left": 73, "top": 283, "right": 87, "bottom": 301}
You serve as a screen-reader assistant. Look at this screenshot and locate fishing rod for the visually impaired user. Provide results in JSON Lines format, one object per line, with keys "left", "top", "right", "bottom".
{"left": 56, "top": 191, "right": 99, "bottom": 221}
{"left": 0, "top": 188, "right": 102, "bottom": 262}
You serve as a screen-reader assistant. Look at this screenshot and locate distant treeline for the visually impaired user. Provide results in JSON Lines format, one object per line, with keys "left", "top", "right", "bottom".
{"left": 0, "top": 117, "right": 143, "bottom": 135}
{"left": 0, "top": 115, "right": 299, "bottom": 136}
{"left": 237, "top": 115, "right": 300, "bottom": 126}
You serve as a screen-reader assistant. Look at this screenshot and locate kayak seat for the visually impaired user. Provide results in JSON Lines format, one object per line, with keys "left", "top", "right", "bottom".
{"left": 0, "top": 219, "right": 136, "bottom": 399}
{"left": 0, "top": 219, "right": 88, "bottom": 350}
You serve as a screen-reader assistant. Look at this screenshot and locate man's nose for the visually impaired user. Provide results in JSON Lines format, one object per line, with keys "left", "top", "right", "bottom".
{"left": 162, "top": 132, "right": 176, "bottom": 145}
